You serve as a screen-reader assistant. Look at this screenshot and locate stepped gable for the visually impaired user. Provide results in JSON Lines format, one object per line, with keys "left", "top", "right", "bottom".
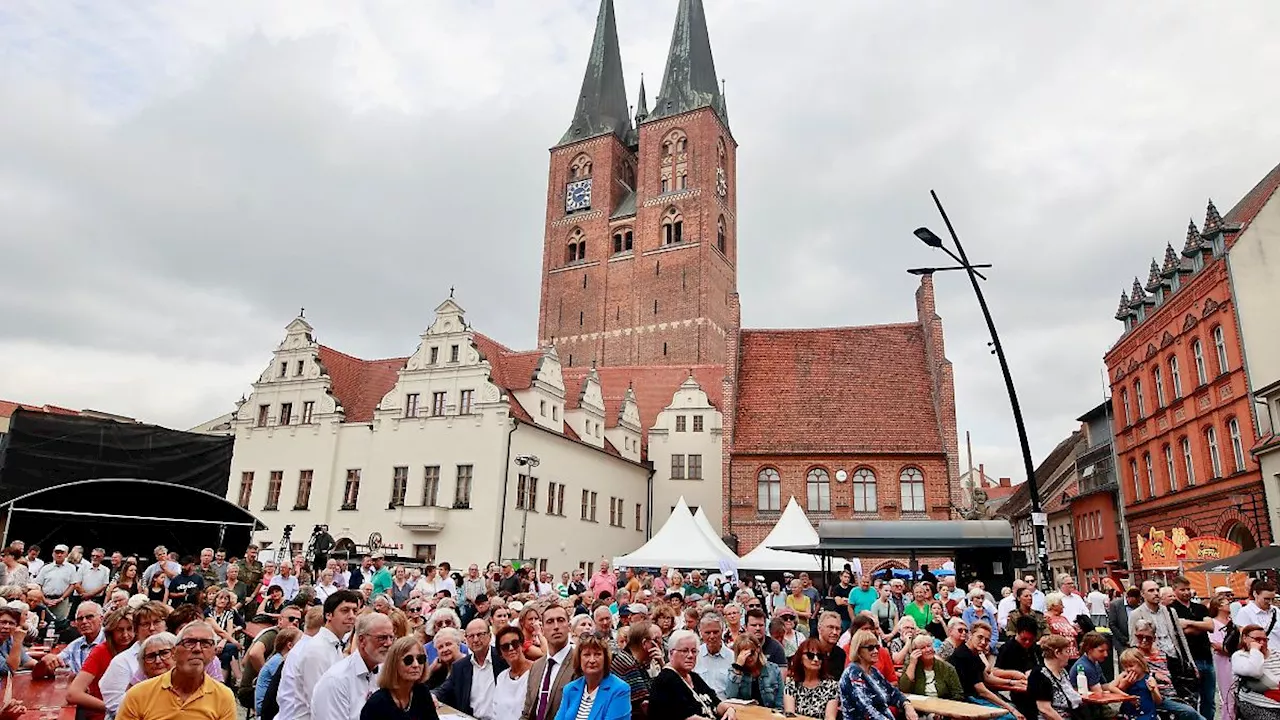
{"left": 733, "top": 323, "right": 944, "bottom": 455}
{"left": 562, "top": 364, "right": 724, "bottom": 432}
{"left": 316, "top": 346, "right": 406, "bottom": 423}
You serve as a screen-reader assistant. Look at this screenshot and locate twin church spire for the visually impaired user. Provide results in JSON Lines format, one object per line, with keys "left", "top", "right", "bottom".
{"left": 559, "top": 0, "right": 728, "bottom": 148}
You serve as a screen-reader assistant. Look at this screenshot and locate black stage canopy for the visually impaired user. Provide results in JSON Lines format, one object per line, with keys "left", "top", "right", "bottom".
{"left": 770, "top": 520, "right": 1014, "bottom": 557}
{"left": 0, "top": 411, "right": 263, "bottom": 556}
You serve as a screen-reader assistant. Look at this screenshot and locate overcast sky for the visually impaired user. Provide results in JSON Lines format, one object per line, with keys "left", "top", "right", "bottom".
{"left": 2, "top": 1, "right": 1279, "bottom": 482}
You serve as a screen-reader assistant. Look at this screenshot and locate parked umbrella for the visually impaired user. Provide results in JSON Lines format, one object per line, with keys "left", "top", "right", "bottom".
{"left": 1185, "top": 545, "right": 1280, "bottom": 573}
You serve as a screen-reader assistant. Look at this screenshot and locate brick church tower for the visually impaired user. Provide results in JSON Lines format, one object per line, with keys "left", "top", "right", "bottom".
{"left": 537, "top": 0, "right": 738, "bottom": 369}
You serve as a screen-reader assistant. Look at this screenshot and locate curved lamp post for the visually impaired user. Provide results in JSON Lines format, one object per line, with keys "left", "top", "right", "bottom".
{"left": 913, "top": 189, "right": 1052, "bottom": 588}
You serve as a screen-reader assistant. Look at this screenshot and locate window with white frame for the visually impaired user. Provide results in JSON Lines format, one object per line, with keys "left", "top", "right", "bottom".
{"left": 852, "top": 468, "right": 877, "bottom": 512}
{"left": 1182, "top": 438, "right": 1196, "bottom": 486}
{"left": 1206, "top": 427, "right": 1222, "bottom": 478}
{"left": 900, "top": 468, "right": 926, "bottom": 512}
{"left": 1228, "top": 417, "right": 1245, "bottom": 473}
{"left": 757, "top": 468, "right": 781, "bottom": 511}
{"left": 807, "top": 469, "right": 831, "bottom": 512}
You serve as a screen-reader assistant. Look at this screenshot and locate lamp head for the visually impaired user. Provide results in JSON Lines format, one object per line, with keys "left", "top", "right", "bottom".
{"left": 914, "top": 227, "right": 944, "bottom": 248}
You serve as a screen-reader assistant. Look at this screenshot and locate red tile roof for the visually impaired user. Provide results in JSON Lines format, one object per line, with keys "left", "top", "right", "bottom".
{"left": 732, "top": 324, "right": 944, "bottom": 455}
{"left": 316, "top": 347, "right": 406, "bottom": 423}
{"left": 0, "top": 400, "right": 81, "bottom": 419}
{"left": 561, "top": 365, "right": 724, "bottom": 432}
{"left": 1225, "top": 160, "right": 1280, "bottom": 230}
{"left": 314, "top": 336, "right": 633, "bottom": 462}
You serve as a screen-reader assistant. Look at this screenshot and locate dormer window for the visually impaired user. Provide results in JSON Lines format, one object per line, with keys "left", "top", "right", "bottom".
{"left": 295, "top": 360, "right": 304, "bottom": 376}
{"left": 450, "top": 345, "right": 459, "bottom": 363}
{"left": 429, "top": 347, "right": 439, "bottom": 365}
{"left": 278, "top": 362, "right": 288, "bottom": 378}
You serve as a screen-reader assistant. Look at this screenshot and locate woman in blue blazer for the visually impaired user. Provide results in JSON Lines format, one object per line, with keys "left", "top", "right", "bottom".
{"left": 554, "top": 633, "right": 632, "bottom": 720}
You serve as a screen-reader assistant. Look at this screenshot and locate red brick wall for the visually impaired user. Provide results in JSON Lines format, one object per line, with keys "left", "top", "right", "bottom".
{"left": 1105, "top": 254, "right": 1271, "bottom": 564}
{"left": 1071, "top": 492, "right": 1120, "bottom": 588}
{"left": 726, "top": 454, "right": 953, "bottom": 551}
{"left": 539, "top": 107, "right": 737, "bottom": 368}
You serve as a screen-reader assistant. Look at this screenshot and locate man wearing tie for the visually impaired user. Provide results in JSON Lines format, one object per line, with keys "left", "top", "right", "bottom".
{"left": 277, "top": 590, "right": 361, "bottom": 720}
{"left": 521, "top": 604, "right": 574, "bottom": 720}
{"left": 311, "top": 613, "right": 394, "bottom": 720}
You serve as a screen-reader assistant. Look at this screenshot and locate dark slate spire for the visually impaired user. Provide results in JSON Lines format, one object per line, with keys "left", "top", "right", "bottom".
{"left": 634, "top": 75, "right": 649, "bottom": 125}
{"left": 1115, "top": 291, "right": 1131, "bottom": 320}
{"left": 649, "top": 0, "right": 728, "bottom": 127}
{"left": 1203, "top": 199, "right": 1223, "bottom": 235}
{"left": 1181, "top": 219, "right": 1201, "bottom": 256}
{"left": 560, "top": 0, "right": 631, "bottom": 146}
{"left": 1161, "top": 242, "right": 1179, "bottom": 275}
{"left": 1129, "top": 277, "right": 1147, "bottom": 306}
{"left": 1145, "top": 259, "right": 1161, "bottom": 292}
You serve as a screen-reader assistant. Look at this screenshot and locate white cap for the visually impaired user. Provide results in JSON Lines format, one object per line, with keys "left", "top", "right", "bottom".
{"left": 1215, "top": 586, "right": 1233, "bottom": 595}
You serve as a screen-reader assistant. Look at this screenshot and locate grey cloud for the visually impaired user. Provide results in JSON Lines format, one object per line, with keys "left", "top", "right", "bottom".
{"left": 2, "top": 1, "right": 1280, "bottom": 477}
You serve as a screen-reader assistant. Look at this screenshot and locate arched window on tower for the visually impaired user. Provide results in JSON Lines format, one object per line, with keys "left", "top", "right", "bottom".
{"left": 662, "top": 208, "right": 683, "bottom": 246}
{"left": 716, "top": 216, "right": 727, "bottom": 255}
{"left": 569, "top": 153, "right": 593, "bottom": 179}
{"left": 612, "top": 228, "right": 634, "bottom": 255}
{"left": 661, "top": 129, "right": 688, "bottom": 194}
{"left": 566, "top": 228, "right": 586, "bottom": 265}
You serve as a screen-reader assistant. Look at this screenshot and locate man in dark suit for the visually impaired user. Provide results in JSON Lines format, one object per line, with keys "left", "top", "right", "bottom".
{"left": 434, "top": 618, "right": 509, "bottom": 716}
{"left": 1106, "top": 586, "right": 1142, "bottom": 680}
{"left": 521, "top": 603, "right": 575, "bottom": 720}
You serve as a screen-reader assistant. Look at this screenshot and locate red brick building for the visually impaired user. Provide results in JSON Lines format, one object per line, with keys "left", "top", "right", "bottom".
{"left": 721, "top": 281, "right": 961, "bottom": 555}
{"left": 1105, "top": 178, "right": 1278, "bottom": 571}
{"left": 534, "top": 0, "right": 961, "bottom": 546}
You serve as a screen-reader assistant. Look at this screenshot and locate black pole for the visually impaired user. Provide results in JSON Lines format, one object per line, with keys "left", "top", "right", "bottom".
{"left": 928, "top": 190, "right": 1052, "bottom": 588}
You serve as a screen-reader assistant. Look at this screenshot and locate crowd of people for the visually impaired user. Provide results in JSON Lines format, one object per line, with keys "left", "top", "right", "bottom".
{"left": 2, "top": 541, "right": 1279, "bottom": 720}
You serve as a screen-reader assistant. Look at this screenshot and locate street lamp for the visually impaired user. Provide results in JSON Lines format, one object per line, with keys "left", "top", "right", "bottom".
{"left": 514, "top": 454, "right": 541, "bottom": 564}
{"left": 912, "top": 189, "right": 1052, "bottom": 588}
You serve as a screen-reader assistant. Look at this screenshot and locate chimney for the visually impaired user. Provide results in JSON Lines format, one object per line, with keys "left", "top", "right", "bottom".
{"left": 999, "top": 477, "right": 1011, "bottom": 488}
{"left": 978, "top": 463, "right": 986, "bottom": 486}
{"left": 721, "top": 292, "right": 742, "bottom": 534}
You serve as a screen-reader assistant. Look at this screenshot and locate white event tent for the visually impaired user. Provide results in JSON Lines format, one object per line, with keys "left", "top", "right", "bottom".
{"left": 615, "top": 497, "right": 738, "bottom": 569}
{"left": 739, "top": 496, "right": 844, "bottom": 572}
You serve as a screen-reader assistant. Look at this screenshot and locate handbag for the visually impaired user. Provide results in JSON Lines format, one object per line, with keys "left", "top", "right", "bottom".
{"left": 1164, "top": 606, "right": 1200, "bottom": 702}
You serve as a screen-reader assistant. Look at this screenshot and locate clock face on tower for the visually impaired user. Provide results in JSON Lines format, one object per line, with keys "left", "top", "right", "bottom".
{"left": 565, "top": 178, "right": 592, "bottom": 213}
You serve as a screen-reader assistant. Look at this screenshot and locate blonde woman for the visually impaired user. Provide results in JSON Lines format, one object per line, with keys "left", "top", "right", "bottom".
{"left": 361, "top": 635, "right": 439, "bottom": 719}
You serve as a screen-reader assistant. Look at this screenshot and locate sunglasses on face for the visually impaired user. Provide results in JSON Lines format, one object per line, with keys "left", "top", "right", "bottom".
{"left": 1136, "top": 635, "right": 1154, "bottom": 643}
{"left": 402, "top": 654, "right": 428, "bottom": 666}
{"left": 802, "top": 651, "right": 823, "bottom": 661}
{"left": 499, "top": 640, "right": 522, "bottom": 652}
{"left": 860, "top": 644, "right": 881, "bottom": 652}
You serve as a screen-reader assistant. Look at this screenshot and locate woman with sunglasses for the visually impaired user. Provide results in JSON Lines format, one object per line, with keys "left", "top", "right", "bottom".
{"left": 553, "top": 632, "right": 631, "bottom": 720}
{"left": 494, "top": 626, "right": 533, "bottom": 720}
{"left": 723, "top": 635, "right": 782, "bottom": 709}
{"left": 1231, "top": 623, "right": 1280, "bottom": 720}
{"left": 1119, "top": 619, "right": 1202, "bottom": 720}
{"left": 361, "top": 636, "right": 440, "bottom": 719}
{"left": 68, "top": 606, "right": 134, "bottom": 720}
{"left": 784, "top": 638, "right": 839, "bottom": 720}
{"left": 650, "top": 630, "right": 738, "bottom": 720}
{"left": 839, "top": 629, "right": 918, "bottom": 720}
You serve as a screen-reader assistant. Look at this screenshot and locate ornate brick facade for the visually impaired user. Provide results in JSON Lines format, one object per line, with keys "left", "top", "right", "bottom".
{"left": 1106, "top": 188, "right": 1276, "bottom": 570}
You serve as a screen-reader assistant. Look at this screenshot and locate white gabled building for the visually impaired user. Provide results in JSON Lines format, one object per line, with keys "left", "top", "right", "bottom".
{"left": 223, "top": 298, "right": 724, "bottom": 575}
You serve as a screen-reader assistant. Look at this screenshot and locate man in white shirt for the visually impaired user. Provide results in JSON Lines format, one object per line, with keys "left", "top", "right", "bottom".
{"left": 1057, "top": 575, "right": 1090, "bottom": 623}
{"left": 1086, "top": 583, "right": 1110, "bottom": 627}
{"left": 35, "top": 544, "right": 79, "bottom": 620}
{"left": 76, "top": 548, "right": 112, "bottom": 605}
{"left": 1025, "top": 575, "right": 1046, "bottom": 613}
{"left": 436, "top": 562, "right": 458, "bottom": 597}
{"left": 436, "top": 619, "right": 507, "bottom": 719}
{"left": 141, "top": 545, "right": 180, "bottom": 586}
{"left": 271, "top": 562, "right": 301, "bottom": 601}
{"left": 694, "top": 613, "right": 732, "bottom": 697}
{"left": 25, "top": 545, "right": 44, "bottom": 577}
{"left": 277, "top": 589, "right": 361, "bottom": 720}
{"left": 997, "top": 579, "right": 1027, "bottom": 630}
{"left": 1235, "top": 580, "right": 1280, "bottom": 647}
{"left": 311, "top": 612, "right": 394, "bottom": 720}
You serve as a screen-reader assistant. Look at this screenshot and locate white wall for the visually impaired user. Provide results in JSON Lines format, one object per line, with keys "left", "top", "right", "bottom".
{"left": 648, "top": 377, "right": 724, "bottom": 533}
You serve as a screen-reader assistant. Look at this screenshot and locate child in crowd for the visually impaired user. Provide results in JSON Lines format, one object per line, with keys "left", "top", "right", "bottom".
{"left": 1117, "top": 648, "right": 1159, "bottom": 720}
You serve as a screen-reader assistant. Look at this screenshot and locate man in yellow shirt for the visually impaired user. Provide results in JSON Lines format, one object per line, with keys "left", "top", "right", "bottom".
{"left": 117, "top": 620, "right": 236, "bottom": 720}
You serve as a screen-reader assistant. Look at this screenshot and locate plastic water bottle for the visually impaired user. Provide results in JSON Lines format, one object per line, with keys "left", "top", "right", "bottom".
{"left": 1076, "top": 665, "right": 1089, "bottom": 695}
